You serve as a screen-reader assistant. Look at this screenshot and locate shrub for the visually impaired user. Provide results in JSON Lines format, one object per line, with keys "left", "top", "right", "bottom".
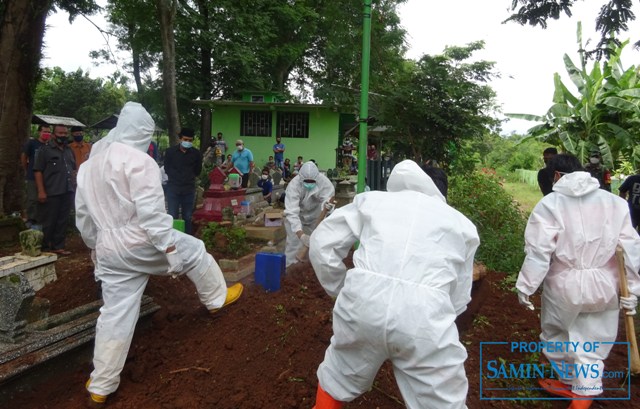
{"left": 200, "top": 222, "right": 250, "bottom": 259}
{"left": 449, "top": 169, "right": 527, "bottom": 273}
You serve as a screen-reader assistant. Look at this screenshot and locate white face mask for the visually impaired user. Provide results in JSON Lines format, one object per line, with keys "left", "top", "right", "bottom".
{"left": 237, "top": 144, "right": 244, "bottom": 150}
{"left": 590, "top": 157, "right": 600, "bottom": 164}
{"left": 261, "top": 175, "right": 268, "bottom": 180}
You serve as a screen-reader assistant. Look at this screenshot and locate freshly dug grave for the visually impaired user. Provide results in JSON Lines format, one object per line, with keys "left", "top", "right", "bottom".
{"left": 1, "top": 234, "right": 638, "bottom": 408}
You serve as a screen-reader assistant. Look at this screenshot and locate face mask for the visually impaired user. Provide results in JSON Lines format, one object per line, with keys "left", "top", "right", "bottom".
{"left": 40, "top": 133, "right": 51, "bottom": 142}
{"left": 73, "top": 135, "right": 84, "bottom": 142}
{"left": 55, "top": 137, "right": 67, "bottom": 145}
{"left": 181, "top": 141, "right": 193, "bottom": 149}
{"left": 237, "top": 145, "right": 244, "bottom": 150}
{"left": 303, "top": 182, "right": 316, "bottom": 190}
{"left": 261, "top": 175, "right": 268, "bottom": 180}
{"left": 590, "top": 157, "right": 599, "bottom": 164}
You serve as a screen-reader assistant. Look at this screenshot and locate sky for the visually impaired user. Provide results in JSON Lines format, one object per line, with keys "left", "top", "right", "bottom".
{"left": 42, "top": 1, "right": 640, "bottom": 134}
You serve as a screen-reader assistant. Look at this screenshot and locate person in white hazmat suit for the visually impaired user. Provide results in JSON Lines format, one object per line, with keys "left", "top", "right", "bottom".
{"left": 516, "top": 153, "right": 640, "bottom": 409}
{"left": 283, "top": 161, "right": 335, "bottom": 267}
{"left": 309, "top": 160, "right": 480, "bottom": 409}
{"left": 75, "top": 102, "right": 243, "bottom": 404}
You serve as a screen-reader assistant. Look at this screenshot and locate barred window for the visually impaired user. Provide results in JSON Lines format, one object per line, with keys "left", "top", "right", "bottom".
{"left": 277, "top": 112, "right": 309, "bottom": 138}
{"left": 240, "top": 111, "right": 272, "bottom": 137}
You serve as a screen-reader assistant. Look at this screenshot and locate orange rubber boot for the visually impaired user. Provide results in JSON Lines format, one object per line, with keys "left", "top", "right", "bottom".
{"left": 567, "top": 398, "right": 593, "bottom": 409}
{"left": 312, "top": 384, "right": 344, "bottom": 409}
{"left": 538, "top": 378, "right": 575, "bottom": 398}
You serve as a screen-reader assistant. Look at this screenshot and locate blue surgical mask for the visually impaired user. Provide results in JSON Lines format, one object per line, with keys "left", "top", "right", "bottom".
{"left": 181, "top": 141, "right": 193, "bottom": 149}
{"left": 303, "top": 182, "right": 316, "bottom": 190}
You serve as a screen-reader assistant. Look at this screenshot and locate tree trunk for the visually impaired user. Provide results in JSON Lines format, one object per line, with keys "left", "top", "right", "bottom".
{"left": 128, "top": 22, "right": 145, "bottom": 99}
{"left": 195, "top": 0, "right": 212, "bottom": 151}
{"left": 156, "top": 0, "right": 180, "bottom": 144}
{"left": 0, "top": 1, "right": 51, "bottom": 216}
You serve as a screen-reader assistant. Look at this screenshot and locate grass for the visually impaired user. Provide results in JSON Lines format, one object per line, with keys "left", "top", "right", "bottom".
{"left": 502, "top": 181, "right": 542, "bottom": 215}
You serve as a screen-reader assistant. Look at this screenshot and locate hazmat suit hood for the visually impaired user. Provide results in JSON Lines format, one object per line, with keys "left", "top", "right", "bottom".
{"left": 90, "top": 102, "right": 155, "bottom": 157}
{"left": 552, "top": 171, "right": 599, "bottom": 197}
{"left": 299, "top": 161, "right": 320, "bottom": 180}
{"left": 386, "top": 160, "right": 445, "bottom": 202}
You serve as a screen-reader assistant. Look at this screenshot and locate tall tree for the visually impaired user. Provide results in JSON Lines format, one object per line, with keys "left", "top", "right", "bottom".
{"left": 379, "top": 42, "right": 500, "bottom": 166}
{"left": 0, "top": 0, "right": 98, "bottom": 215}
{"left": 506, "top": 0, "right": 637, "bottom": 58}
{"left": 157, "top": 0, "right": 180, "bottom": 141}
{"left": 33, "top": 67, "right": 132, "bottom": 126}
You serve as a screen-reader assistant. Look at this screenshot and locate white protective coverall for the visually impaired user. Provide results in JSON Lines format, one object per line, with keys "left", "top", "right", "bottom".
{"left": 76, "top": 102, "right": 228, "bottom": 397}
{"left": 517, "top": 171, "right": 640, "bottom": 396}
{"left": 309, "top": 160, "right": 479, "bottom": 409}
{"left": 283, "top": 161, "right": 334, "bottom": 267}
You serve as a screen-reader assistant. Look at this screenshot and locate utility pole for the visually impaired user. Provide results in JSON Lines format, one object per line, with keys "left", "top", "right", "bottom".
{"left": 357, "top": 0, "right": 372, "bottom": 193}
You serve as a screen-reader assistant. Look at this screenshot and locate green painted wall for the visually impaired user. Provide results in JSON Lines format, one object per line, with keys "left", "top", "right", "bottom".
{"left": 210, "top": 106, "right": 340, "bottom": 171}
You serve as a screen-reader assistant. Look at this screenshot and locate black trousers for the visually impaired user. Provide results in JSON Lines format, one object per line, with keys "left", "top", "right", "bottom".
{"left": 241, "top": 173, "right": 250, "bottom": 188}
{"left": 38, "top": 192, "right": 72, "bottom": 250}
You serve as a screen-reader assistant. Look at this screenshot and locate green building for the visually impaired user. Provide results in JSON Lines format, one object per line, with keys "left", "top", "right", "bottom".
{"left": 194, "top": 92, "right": 351, "bottom": 171}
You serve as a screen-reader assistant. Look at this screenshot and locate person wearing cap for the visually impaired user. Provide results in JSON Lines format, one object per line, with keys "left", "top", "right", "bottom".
{"left": 231, "top": 139, "right": 254, "bottom": 188}
{"left": 583, "top": 150, "right": 612, "bottom": 192}
{"left": 283, "top": 161, "right": 335, "bottom": 267}
{"left": 69, "top": 126, "right": 92, "bottom": 169}
{"left": 76, "top": 102, "right": 243, "bottom": 404}
{"left": 163, "top": 127, "right": 202, "bottom": 235}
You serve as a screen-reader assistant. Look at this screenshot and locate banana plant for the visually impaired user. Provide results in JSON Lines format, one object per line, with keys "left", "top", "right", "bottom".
{"left": 508, "top": 22, "right": 640, "bottom": 170}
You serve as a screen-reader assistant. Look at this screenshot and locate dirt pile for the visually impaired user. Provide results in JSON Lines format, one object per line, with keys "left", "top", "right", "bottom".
{"left": 1, "top": 234, "right": 638, "bottom": 408}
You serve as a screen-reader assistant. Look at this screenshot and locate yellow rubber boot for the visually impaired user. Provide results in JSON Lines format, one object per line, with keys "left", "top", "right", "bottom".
{"left": 209, "top": 283, "right": 243, "bottom": 314}
{"left": 312, "top": 384, "right": 344, "bottom": 409}
{"left": 85, "top": 379, "right": 107, "bottom": 404}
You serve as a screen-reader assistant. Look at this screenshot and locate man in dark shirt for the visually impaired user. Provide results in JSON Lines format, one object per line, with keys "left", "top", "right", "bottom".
{"left": 537, "top": 147, "right": 557, "bottom": 196}
{"left": 21, "top": 124, "right": 51, "bottom": 227}
{"left": 33, "top": 125, "right": 76, "bottom": 255}
{"left": 584, "top": 150, "right": 612, "bottom": 192}
{"left": 164, "top": 128, "right": 202, "bottom": 235}
{"left": 619, "top": 171, "right": 640, "bottom": 232}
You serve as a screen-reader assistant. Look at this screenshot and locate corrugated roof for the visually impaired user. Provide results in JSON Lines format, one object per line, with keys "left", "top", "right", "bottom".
{"left": 32, "top": 114, "right": 85, "bottom": 127}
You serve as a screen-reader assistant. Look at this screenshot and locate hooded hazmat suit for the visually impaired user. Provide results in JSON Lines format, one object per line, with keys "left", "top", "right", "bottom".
{"left": 283, "top": 161, "right": 334, "bottom": 267}
{"left": 309, "top": 160, "right": 479, "bottom": 409}
{"left": 517, "top": 171, "right": 640, "bottom": 396}
{"left": 76, "top": 102, "right": 228, "bottom": 397}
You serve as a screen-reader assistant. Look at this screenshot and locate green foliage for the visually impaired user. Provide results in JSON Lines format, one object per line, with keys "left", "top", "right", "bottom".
{"left": 449, "top": 170, "right": 527, "bottom": 273}
{"left": 200, "top": 222, "right": 249, "bottom": 259}
{"left": 33, "top": 67, "right": 133, "bottom": 126}
{"left": 380, "top": 41, "right": 500, "bottom": 166}
{"left": 506, "top": 0, "right": 638, "bottom": 58}
{"left": 508, "top": 24, "right": 640, "bottom": 170}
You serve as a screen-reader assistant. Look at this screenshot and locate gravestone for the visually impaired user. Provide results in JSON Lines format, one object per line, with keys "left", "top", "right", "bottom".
{"left": 19, "top": 229, "right": 43, "bottom": 257}
{"left": 272, "top": 169, "right": 282, "bottom": 186}
{"left": 0, "top": 273, "right": 35, "bottom": 343}
{"left": 248, "top": 172, "right": 260, "bottom": 188}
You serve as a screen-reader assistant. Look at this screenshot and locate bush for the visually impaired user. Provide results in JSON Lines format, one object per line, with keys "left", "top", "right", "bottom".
{"left": 448, "top": 169, "right": 527, "bottom": 274}
{"left": 200, "top": 222, "right": 250, "bottom": 259}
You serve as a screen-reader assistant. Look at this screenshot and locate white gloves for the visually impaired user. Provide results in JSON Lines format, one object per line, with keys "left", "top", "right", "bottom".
{"left": 518, "top": 291, "right": 534, "bottom": 310}
{"left": 620, "top": 294, "right": 638, "bottom": 315}
{"left": 166, "top": 248, "right": 183, "bottom": 276}
{"left": 323, "top": 201, "right": 336, "bottom": 213}
{"left": 299, "top": 234, "right": 310, "bottom": 247}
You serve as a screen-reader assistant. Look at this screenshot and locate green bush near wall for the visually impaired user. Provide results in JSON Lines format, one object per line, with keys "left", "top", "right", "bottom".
{"left": 449, "top": 169, "right": 527, "bottom": 274}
